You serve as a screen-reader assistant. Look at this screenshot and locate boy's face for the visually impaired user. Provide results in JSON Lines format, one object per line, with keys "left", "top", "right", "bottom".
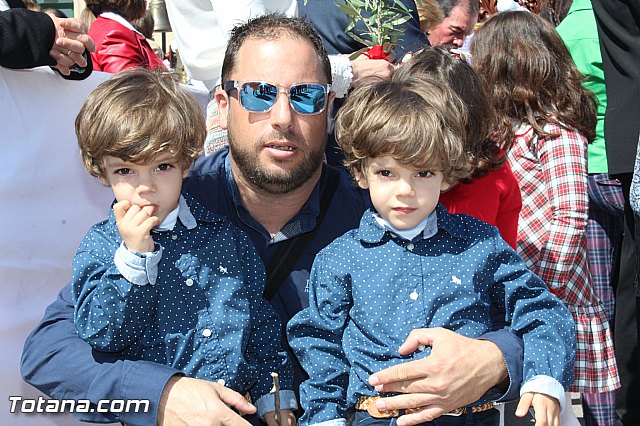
{"left": 102, "top": 153, "right": 189, "bottom": 225}
{"left": 356, "top": 156, "right": 451, "bottom": 230}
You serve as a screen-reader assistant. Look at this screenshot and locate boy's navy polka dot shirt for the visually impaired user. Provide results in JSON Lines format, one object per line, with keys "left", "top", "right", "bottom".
{"left": 71, "top": 194, "right": 295, "bottom": 414}
{"left": 288, "top": 206, "right": 576, "bottom": 426}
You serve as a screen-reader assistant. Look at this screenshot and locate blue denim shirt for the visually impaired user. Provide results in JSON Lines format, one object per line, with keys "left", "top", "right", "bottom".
{"left": 21, "top": 148, "right": 526, "bottom": 425}
{"left": 71, "top": 194, "right": 295, "bottom": 415}
{"left": 288, "top": 207, "right": 575, "bottom": 426}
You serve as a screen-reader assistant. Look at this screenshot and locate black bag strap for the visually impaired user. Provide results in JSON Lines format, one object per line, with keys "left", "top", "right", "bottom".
{"left": 263, "top": 166, "right": 340, "bottom": 300}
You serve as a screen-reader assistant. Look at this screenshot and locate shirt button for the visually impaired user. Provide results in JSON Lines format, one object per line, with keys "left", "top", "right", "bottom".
{"left": 406, "top": 243, "right": 414, "bottom": 251}
{"left": 217, "top": 379, "right": 226, "bottom": 386}
{"left": 418, "top": 344, "right": 426, "bottom": 351}
{"left": 185, "top": 278, "right": 194, "bottom": 287}
{"left": 410, "top": 291, "right": 419, "bottom": 300}
{"left": 202, "top": 329, "right": 212, "bottom": 337}
{"left": 171, "top": 234, "right": 178, "bottom": 240}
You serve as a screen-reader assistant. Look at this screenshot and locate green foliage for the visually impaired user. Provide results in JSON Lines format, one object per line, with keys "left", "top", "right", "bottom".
{"left": 308, "top": 0, "right": 416, "bottom": 56}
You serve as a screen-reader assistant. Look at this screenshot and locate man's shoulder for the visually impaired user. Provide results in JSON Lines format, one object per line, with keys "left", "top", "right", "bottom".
{"left": 188, "top": 149, "right": 228, "bottom": 180}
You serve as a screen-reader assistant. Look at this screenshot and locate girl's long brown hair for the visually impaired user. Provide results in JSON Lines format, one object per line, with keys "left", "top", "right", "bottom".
{"left": 470, "top": 11, "right": 596, "bottom": 149}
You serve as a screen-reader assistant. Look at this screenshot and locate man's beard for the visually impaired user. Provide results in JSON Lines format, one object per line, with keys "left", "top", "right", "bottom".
{"left": 228, "top": 128, "right": 326, "bottom": 195}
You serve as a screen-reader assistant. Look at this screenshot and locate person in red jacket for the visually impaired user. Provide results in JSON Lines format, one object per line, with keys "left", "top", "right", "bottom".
{"left": 85, "top": 0, "right": 166, "bottom": 73}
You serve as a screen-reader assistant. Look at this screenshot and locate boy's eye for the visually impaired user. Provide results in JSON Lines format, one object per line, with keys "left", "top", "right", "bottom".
{"left": 376, "top": 170, "right": 393, "bottom": 177}
{"left": 417, "top": 171, "right": 433, "bottom": 178}
{"left": 156, "top": 163, "right": 174, "bottom": 171}
{"left": 114, "top": 168, "right": 132, "bottom": 175}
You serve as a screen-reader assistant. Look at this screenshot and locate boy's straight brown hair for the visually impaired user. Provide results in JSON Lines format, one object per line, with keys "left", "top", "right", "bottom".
{"left": 76, "top": 68, "right": 206, "bottom": 181}
{"left": 335, "top": 76, "right": 468, "bottom": 184}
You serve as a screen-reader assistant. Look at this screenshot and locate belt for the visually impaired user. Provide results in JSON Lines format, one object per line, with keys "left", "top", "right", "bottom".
{"left": 355, "top": 396, "right": 495, "bottom": 418}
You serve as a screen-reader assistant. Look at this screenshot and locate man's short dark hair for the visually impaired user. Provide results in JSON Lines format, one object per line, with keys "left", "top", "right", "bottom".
{"left": 221, "top": 13, "right": 332, "bottom": 84}
{"left": 437, "top": 0, "right": 479, "bottom": 18}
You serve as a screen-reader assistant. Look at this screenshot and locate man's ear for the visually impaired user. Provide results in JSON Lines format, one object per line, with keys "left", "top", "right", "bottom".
{"left": 214, "top": 88, "right": 229, "bottom": 130}
{"left": 326, "top": 91, "right": 336, "bottom": 128}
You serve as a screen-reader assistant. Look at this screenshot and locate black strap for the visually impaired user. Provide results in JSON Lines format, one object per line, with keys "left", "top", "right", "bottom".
{"left": 263, "top": 166, "right": 340, "bottom": 300}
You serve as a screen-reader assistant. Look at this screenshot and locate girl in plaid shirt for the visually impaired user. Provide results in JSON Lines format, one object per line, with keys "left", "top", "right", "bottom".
{"left": 471, "top": 9, "right": 620, "bottom": 420}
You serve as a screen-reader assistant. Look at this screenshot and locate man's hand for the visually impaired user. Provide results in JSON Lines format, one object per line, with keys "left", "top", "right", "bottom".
{"left": 158, "top": 376, "right": 256, "bottom": 426}
{"left": 113, "top": 200, "right": 158, "bottom": 253}
{"left": 517, "top": 393, "right": 559, "bottom": 426}
{"left": 350, "top": 55, "right": 395, "bottom": 87}
{"left": 368, "top": 328, "right": 508, "bottom": 426}
{"left": 48, "top": 15, "right": 95, "bottom": 75}
{"left": 264, "top": 409, "right": 296, "bottom": 426}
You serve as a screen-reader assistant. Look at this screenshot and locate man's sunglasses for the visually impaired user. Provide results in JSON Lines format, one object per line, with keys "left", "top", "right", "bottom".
{"left": 223, "top": 81, "right": 331, "bottom": 115}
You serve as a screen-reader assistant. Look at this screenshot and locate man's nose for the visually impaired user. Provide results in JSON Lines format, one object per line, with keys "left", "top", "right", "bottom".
{"left": 269, "top": 91, "right": 294, "bottom": 131}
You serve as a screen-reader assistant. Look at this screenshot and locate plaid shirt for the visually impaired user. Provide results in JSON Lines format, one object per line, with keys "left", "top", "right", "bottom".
{"left": 508, "top": 123, "right": 619, "bottom": 393}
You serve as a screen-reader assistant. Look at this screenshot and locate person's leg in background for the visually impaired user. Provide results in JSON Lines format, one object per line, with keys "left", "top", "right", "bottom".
{"left": 610, "top": 172, "right": 640, "bottom": 426}
{"left": 582, "top": 174, "right": 625, "bottom": 426}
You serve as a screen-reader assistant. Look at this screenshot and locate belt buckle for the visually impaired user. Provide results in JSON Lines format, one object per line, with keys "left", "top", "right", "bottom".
{"left": 367, "top": 404, "right": 399, "bottom": 418}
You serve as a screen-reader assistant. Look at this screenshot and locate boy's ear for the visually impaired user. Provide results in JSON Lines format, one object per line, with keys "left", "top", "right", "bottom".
{"left": 353, "top": 169, "right": 369, "bottom": 189}
{"left": 214, "top": 88, "right": 229, "bottom": 130}
{"left": 440, "top": 178, "right": 453, "bottom": 192}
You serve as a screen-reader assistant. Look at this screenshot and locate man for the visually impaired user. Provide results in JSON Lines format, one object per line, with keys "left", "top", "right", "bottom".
{"left": 21, "top": 14, "right": 522, "bottom": 426}
{"left": 0, "top": 4, "right": 94, "bottom": 77}
{"left": 425, "top": 0, "right": 478, "bottom": 47}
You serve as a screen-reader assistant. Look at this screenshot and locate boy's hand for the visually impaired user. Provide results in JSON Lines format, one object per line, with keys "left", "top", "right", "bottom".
{"left": 264, "top": 409, "right": 296, "bottom": 426}
{"left": 113, "top": 200, "right": 158, "bottom": 254}
{"left": 516, "top": 392, "right": 560, "bottom": 426}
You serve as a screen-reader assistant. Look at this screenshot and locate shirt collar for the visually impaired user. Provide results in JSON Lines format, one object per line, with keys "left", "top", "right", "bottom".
{"left": 100, "top": 12, "right": 143, "bottom": 35}
{"left": 373, "top": 210, "right": 438, "bottom": 240}
{"left": 358, "top": 204, "right": 467, "bottom": 243}
{"left": 108, "top": 194, "right": 222, "bottom": 231}
{"left": 566, "top": 0, "right": 591, "bottom": 13}
{"left": 154, "top": 195, "right": 197, "bottom": 231}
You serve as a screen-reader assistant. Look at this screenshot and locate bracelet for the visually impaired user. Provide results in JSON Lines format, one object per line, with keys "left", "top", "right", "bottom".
{"left": 329, "top": 54, "right": 353, "bottom": 98}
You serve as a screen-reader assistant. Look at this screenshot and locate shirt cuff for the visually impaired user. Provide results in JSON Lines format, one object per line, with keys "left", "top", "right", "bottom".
{"left": 114, "top": 241, "right": 162, "bottom": 285}
{"left": 254, "top": 390, "right": 298, "bottom": 419}
{"left": 329, "top": 54, "right": 353, "bottom": 98}
{"left": 520, "top": 375, "right": 566, "bottom": 412}
{"left": 478, "top": 329, "right": 524, "bottom": 402}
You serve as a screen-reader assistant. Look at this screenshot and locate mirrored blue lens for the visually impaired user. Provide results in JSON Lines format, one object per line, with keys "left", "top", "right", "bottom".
{"left": 239, "top": 82, "right": 278, "bottom": 112}
{"left": 237, "top": 82, "right": 327, "bottom": 114}
{"left": 289, "top": 84, "right": 326, "bottom": 114}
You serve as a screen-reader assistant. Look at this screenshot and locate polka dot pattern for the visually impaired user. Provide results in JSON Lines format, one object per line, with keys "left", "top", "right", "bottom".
{"left": 287, "top": 206, "right": 576, "bottom": 425}
{"left": 71, "top": 194, "right": 293, "bottom": 401}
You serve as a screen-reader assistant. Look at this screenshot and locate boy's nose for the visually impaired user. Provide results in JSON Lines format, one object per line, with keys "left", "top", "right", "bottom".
{"left": 396, "top": 179, "right": 415, "bottom": 197}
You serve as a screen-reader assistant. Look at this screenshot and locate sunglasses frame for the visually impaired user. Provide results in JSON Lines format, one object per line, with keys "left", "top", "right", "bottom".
{"left": 223, "top": 80, "right": 331, "bottom": 115}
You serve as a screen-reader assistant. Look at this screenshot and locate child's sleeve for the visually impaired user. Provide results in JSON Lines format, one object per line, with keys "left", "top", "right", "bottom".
{"left": 71, "top": 229, "right": 162, "bottom": 353}
{"left": 238, "top": 232, "right": 297, "bottom": 418}
{"left": 287, "top": 249, "right": 352, "bottom": 426}
{"left": 489, "top": 234, "right": 576, "bottom": 394}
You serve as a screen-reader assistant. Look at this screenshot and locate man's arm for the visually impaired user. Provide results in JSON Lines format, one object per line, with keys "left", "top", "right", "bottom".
{"left": 368, "top": 327, "right": 522, "bottom": 426}
{"left": 0, "top": 9, "right": 94, "bottom": 76}
{"left": 21, "top": 283, "right": 258, "bottom": 426}
{"left": 20, "top": 284, "right": 178, "bottom": 425}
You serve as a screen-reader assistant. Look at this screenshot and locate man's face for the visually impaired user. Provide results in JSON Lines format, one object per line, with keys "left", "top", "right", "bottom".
{"left": 216, "top": 35, "right": 335, "bottom": 194}
{"left": 427, "top": 3, "right": 477, "bottom": 47}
